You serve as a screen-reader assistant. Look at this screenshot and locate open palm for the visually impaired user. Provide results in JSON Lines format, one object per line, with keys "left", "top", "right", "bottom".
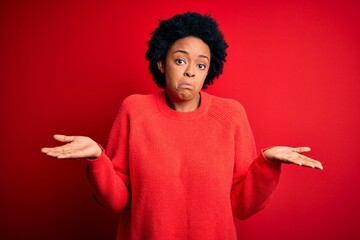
{"left": 41, "top": 134, "right": 102, "bottom": 159}
{"left": 264, "top": 146, "right": 323, "bottom": 170}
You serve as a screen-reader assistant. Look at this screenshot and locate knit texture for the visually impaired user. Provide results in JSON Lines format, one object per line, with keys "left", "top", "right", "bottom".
{"left": 86, "top": 91, "right": 281, "bottom": 240}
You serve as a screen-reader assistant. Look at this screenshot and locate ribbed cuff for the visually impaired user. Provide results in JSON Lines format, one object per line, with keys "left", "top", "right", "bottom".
{"left": 260, "top": 147, "right": 283, "bottom": 166}
{"left": 87, "top": 143, "right": 105, "bottom": 161}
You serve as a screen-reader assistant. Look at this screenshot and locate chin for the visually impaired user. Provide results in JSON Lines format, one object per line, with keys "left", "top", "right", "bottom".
{"left": 177, "top": 90, "right": 198, "bottom": 101}
{"left": 178, "top": 94, "right": 194, "bottom": 101}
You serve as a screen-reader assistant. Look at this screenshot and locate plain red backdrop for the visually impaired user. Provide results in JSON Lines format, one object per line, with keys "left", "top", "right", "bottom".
{"left": 1, "top": 0, "right": 359, "bottom": 239}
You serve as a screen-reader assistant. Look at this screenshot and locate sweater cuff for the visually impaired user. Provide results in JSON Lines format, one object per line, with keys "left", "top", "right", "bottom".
{"left": 260, "top": 148, "right": 282, "bottom": 167}
{"left": 86, "top": 150, "right": 110, "bottom": 174}
{"left": 86, "top": 144, "right": 109, "bottom": 172}
{"left": 87, "top": 143, "right": 105, "bottom": 161}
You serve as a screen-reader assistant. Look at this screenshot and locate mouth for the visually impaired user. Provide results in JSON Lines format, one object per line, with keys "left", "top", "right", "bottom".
{"left": 178, "top": 82, "right": 194, "bottom": 90}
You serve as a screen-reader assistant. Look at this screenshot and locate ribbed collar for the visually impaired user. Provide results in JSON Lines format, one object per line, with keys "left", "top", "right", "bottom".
{"left": 155, "top": 91, "right": 211, "bottom": 120}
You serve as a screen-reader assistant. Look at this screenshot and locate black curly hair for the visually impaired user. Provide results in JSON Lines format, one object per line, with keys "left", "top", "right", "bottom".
{"left": 145, "top": 12, "right": 228, "bottom": 89}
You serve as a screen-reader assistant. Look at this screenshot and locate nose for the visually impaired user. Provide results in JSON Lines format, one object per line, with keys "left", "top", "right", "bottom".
{"left": 184, "top": 65, "right": 195, "bottom": 78}
{"left": 185, "top": 72, "right": 195, "bottom": 77}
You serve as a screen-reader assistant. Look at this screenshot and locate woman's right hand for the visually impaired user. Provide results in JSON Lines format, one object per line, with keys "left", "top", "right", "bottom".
{"left": 41, "top": 134, "right": 102, "bottom": 159}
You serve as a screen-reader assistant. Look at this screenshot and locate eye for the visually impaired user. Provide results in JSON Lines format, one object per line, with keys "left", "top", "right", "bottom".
{"left": 175, "top": 59, "right": 186, "bottom": 65}
{"left": 197, "top": 63, "right": 207, "bottom": 70}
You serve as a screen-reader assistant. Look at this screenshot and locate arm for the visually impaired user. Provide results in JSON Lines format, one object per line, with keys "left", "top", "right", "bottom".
{"left": 230, "top": 105, "right": 323, "bottom": 220}
{"left": 230, "top": 107, "right": 281, "bottom": 220}
{"left": 41, "top": 103, "right": 131, "bottom": 214}
{"left": 86, "top": 104, "right": 131, "bottom": 214}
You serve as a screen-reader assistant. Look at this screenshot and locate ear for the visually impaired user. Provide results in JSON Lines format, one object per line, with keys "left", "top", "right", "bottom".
{"left": 157, "top": 60, "right": 165, "bottom": 73}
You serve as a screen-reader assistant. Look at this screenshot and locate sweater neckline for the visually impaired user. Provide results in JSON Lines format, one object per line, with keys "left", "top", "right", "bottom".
{"left": 155, "top": 91, "right": 211, "bottom": 120}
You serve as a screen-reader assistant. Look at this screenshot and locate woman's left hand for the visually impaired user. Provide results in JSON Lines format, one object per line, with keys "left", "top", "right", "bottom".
{"left": 264, "top": 146, "right": 323, "bottom": 170}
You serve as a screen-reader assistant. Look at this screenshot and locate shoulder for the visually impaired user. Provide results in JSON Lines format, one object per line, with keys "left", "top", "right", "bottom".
{"left": 206, "top": 92, "right": 247, "bottom": 117}
{"left": 205, "top": 93, "right": 254, "bottom": 134}
{"left": 203, "top": 92, "right": 250, "bottom": 129}
{"left": 122, "top": 93, "right": 157, "bottom": 105}
{"left": 205, "top": 92, "right": 251, "bottom": 129}
{"left": 120, "top": 93, "right": 158, "bottom": 110}
{"left": 117, "top": 93, "right": 160, "bottom": 120}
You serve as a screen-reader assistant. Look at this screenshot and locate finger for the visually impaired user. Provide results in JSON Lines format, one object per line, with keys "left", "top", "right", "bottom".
{"left": 302, "top": 159, "right": 323, "bottom": 170}
{"left": 46, "top": 144, "right": 71, "bottom": 153}
{"left": 41, "top": 147, "right": 64, "bottom": 154}
{"left": 57, "top": 154, "right": 82, "bottom": 159}
{"left": 43, "top": 150, "right": 63, "bottom": 158}
{"left": 292, "top": 146, "right": 311, "bottom": 153}
{"left": 293, "top": 155, "right": 323, "bottom": 170}
{"left": 42, "top": 142, "right": 87, "bottom": 158}
{"left": 53, "top": 134, "right": 76, "bottom": 143}
{"left": 44, "top": 148, "right": 78, "bottom": 159}
{"left": 57, "top": 149, "right": 87, "bottom": 159}
{"left": 298, "top": 161, "right": 323, "bottom": 170}
{"left": 57, "top": 152, "right": 77, "bottom": 159}
{"left": 41, "top": 147, "right": 50, "bottom": 153}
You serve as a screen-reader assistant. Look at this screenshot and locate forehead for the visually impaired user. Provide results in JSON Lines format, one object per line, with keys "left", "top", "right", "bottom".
{"left": 168, "top": 36, "right": 210, "bottom": 57}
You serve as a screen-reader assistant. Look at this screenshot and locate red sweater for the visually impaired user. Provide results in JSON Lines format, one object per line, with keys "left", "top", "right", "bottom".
{"left": 86, "top": 91, "right": 281, "bottom": 239}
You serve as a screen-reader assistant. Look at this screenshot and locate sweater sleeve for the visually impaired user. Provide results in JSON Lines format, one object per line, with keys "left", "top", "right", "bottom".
{"left": 230, "top": 103, "right": 281, "bottom": 220}
{"left": 86, "top": 101, "right": 130, "bottom": 215}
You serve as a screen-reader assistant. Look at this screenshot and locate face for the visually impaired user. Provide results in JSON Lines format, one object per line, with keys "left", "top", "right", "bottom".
{"left": 157, "top": 36, "right": 211, "bottom": 103}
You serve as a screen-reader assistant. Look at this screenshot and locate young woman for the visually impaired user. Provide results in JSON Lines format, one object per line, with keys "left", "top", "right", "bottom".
{"left": 41, "top": 12, "right": 323, "bottom": 239}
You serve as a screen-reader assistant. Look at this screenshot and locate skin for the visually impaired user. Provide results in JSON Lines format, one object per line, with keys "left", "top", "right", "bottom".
{"left": 41, "top": 36, "right": 323, "bottom": 170}
{"left": 157, "top": 36, "right": 210, "bottom": 112}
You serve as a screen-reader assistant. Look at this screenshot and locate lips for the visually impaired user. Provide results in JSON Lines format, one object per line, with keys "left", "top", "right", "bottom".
{"left": 178, "top": 82, "right": 194, "bottom": 90}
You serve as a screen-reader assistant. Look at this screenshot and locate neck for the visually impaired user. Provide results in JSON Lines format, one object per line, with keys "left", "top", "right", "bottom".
{"left": 165, "top": 92, "right": 201, "bottom": 112}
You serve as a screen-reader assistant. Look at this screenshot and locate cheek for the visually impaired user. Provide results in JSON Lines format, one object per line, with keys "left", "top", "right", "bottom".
{"left": 166, "top": 68, "right": 182, "bottom": 82}
{"left": 198, "top": 71, "right": 208, "bottom": 83}
{"left": 165, "top": 73, "right": 178, "bottom": 89}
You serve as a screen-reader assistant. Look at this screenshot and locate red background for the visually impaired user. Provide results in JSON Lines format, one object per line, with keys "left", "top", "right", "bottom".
{"left": 1, "top": 0, "right": 359, "bottom": 239}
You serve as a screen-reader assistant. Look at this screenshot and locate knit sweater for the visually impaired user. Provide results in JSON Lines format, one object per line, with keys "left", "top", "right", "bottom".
{"left": 86, "top": 91, "right": 281, "bottom": 240}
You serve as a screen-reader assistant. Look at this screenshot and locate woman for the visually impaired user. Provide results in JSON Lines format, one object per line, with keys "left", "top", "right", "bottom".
{"left": 41, "top": 12, "right": 323, "bottom": 239}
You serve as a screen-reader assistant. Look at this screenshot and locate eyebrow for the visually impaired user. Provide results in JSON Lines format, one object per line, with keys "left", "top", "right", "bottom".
{"left": 173, "top": 50, "right": 210, "bottom": 61}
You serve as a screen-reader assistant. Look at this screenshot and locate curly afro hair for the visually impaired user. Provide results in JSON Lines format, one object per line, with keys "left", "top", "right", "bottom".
{"left": 145, "top": 12, "right": 228, "bottom": 89}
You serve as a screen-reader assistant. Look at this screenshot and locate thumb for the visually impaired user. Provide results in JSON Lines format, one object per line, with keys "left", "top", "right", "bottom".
{"left": 53, "top": 134, "right": 75, "bottom": 143}
{"left": 292, "top": 146, "right": 311, "bottom": 153}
